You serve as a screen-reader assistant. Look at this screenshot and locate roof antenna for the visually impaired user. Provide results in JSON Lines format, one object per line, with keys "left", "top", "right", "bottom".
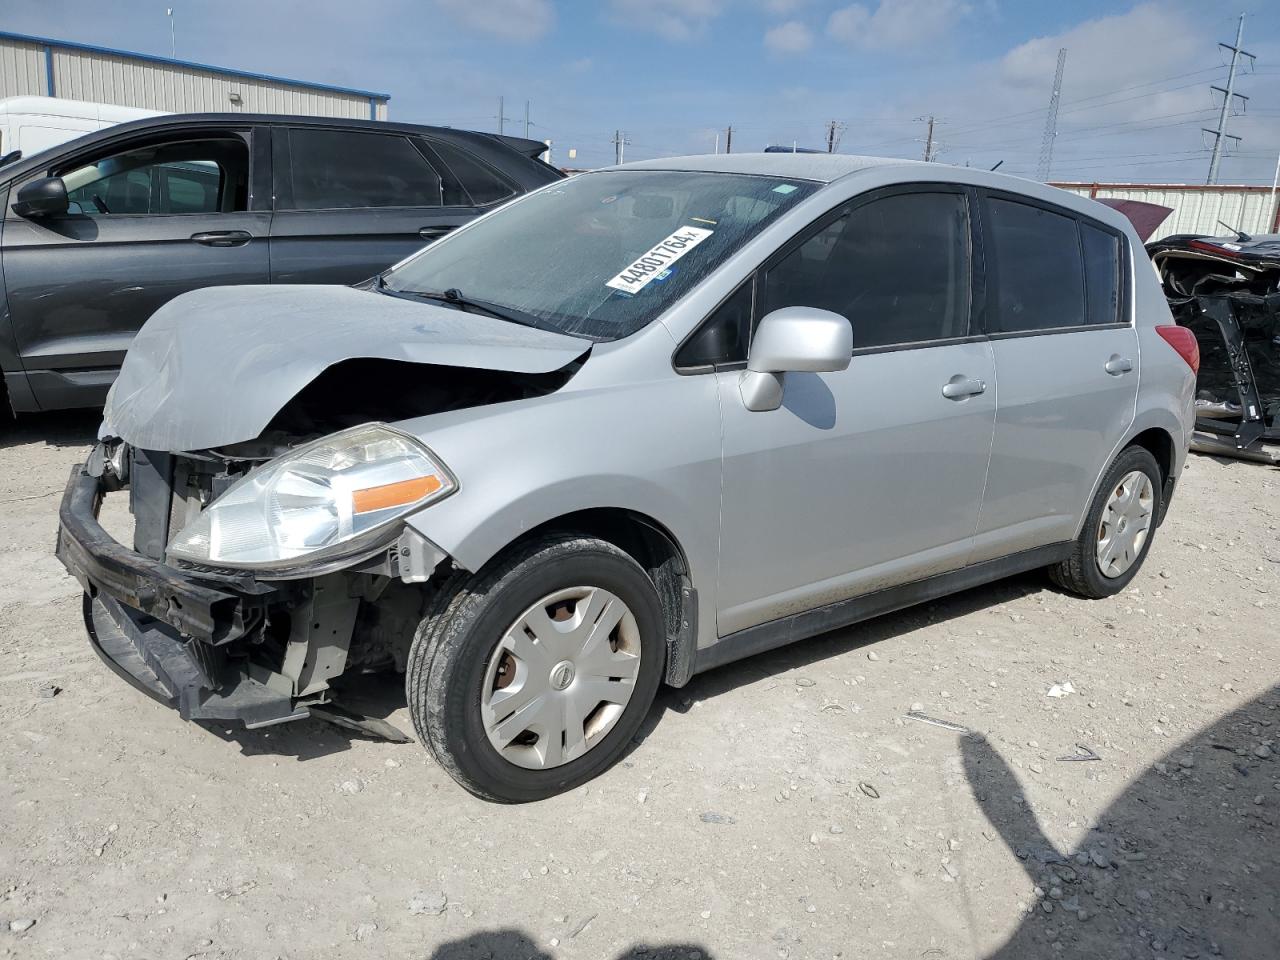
{"left": 989, "top": 160, "right": 1003, "bottom": 171}
{"left": 1216, "top": 219, "right": 1252, "bottom": 242}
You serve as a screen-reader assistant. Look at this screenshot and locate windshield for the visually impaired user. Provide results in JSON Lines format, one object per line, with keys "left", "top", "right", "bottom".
{"left": 382, "top": 169, "right": 818, "bottom": 341}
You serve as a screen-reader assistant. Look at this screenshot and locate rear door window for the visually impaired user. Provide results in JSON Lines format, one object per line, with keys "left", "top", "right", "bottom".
{"left": 286, "top": 129, "right": 444, "bottom": 209}
{"left": 426, "top": 139, "right": 517, "bottom": 206}
{"left": 761, "top": 190, "right": 971, "bottom": 350}
{"left": 985, "top": 197, "right": 1086, "bottom": 333}
{"left": 1081, "top": 222, "right": 1122, "bottom": 325}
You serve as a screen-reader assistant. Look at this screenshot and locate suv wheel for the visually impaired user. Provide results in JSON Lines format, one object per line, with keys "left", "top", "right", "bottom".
{"left": 406, "top": 535, "right": 666, "bottom": 802}
{"left": 1049, "top": 445, "right": 1163, "bottom": 599}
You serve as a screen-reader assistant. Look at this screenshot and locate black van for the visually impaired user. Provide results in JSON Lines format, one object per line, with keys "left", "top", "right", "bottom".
{"left": 0, "top": 113, "right": 561, "bottom": 415}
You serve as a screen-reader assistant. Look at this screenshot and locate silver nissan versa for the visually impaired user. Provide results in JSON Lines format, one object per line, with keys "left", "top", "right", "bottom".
{"left": 57, "top": 154, "right": 1197, "bottom": 802}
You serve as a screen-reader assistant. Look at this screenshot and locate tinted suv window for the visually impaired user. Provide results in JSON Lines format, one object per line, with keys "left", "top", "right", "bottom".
{"left": 428, "top": 139, "right": 516, "bottom": 206}
{"left": 60, "top": 137, "right": 248, "bottom": 216}
{"left": 1081, "top": 222, "right": 1122, "bottom": 325}
{"left": 761, "top": 191, "right": 971, "bottom": 349}
{"left": 987, "top": 197, "right": 1086, "bottom": 332}
{"left": 287, "top": 129, "right": 443, "bottom": 209}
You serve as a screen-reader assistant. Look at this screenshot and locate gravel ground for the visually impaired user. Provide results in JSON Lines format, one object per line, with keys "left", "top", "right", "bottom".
{"left": 1, "top": 411, "right": 1277, "bottom": 960}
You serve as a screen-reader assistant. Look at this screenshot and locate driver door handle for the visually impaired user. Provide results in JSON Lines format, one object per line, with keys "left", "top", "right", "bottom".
{"left": 419, "top": 226, "right": 453, "bottom": 240}
{"left": 942, "top": 376, "right": 986, "bottom": 400}
{"left": 1104, "top": 355, "right": 1133, "bottom": 375}
{"left": 190, "top": 230, "right": 252, "bottom": 247}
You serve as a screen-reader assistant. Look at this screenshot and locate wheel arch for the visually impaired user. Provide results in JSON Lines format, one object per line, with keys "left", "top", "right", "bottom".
{"left": 1074, "top": 418, "right": 1182, "bottom": 540}
{"left": 440, "top": 506, "right": 701, "bottom": 688}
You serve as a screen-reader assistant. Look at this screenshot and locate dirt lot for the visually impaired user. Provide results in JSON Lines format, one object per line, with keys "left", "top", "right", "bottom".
{"left": 1, "top": 411, "right": 1277, "bottom": 960}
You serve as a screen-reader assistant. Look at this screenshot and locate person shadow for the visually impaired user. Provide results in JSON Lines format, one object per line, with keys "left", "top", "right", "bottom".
{"left": 962, "top": 684, "right": 1279, "bottom": 959}
{"left": 426, "top": 930, "right": 713, "bottom": 959}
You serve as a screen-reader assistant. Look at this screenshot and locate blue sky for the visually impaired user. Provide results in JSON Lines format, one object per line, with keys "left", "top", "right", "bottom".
{"left": 5, "top": 0, "right": 1280, "bottom": 183}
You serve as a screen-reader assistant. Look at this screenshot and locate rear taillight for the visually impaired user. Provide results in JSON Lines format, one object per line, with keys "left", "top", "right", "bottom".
{"left": 1156, "top": 324, "right": 1200, "bottom": 374}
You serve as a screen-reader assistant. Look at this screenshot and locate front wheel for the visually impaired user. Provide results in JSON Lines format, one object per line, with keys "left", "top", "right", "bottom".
{"left": 1049, "top": 445, "right": 1163, "bottom": 599}
{"left": 406, "top": 535, "right": 666, "bottom": 803}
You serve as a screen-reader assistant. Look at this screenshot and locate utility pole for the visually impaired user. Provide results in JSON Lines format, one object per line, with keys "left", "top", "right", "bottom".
{"left": 1036, "top": 48, "right": 1067, "bottom": 182}
{"left": 725, "top": 125, "right": 733, "bottom": 154}
{"left": 524, "top": 100, "right": 531, "bottom": 138}
{"left": 498, "top": 96, "right": 504, "bottom": 135}
{"left": 918, "top": 116, "right": 938, "bottom": 162}
{"left": 166, "top": 8, "right": 175, "bottom": 57}
{"left": 1205, "top": 12, "right": 1254, "bottom": 185}
{"left": 824, "top": 120, "right": 845, "bottom": 153}
{"left": 612, "top": 129, "right": 630, "bottom": 164}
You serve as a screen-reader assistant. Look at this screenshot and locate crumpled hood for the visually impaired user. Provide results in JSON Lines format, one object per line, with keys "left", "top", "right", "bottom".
{"left": 103, "top": 285, "right": 591, "bottom": 451}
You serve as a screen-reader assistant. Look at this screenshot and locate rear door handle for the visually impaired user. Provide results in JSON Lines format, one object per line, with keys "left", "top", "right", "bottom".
{"left": 190, "top": 230, "right": 252, "bottom": 247}
{"left": 942, "top": 375, "right": 986, "bottom": 400}
{"left": 419, "top": 226, "right": 453, "bottom": 240}
{"left": 1104, "top": 355, "right": 1133, "bottom": 375}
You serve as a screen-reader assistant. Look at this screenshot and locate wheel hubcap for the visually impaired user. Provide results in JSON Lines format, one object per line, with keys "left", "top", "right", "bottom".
{"left": 1096, "top": 470, "right": 1154, "bottom": 579}
{"left": 480, "top": 585, "right": 641, "bottom": 770}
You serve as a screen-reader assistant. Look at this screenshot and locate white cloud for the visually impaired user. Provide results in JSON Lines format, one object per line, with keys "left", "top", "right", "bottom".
{"left": 433, "top": 0, "right": 554, "bottom": 41}
{"left": 828, "top": 0, "right": 970, "bottom": 50}
{"left": 608, "top": 0, "right": 726, "bottom": 42}
{"left": 764, "top": 20, "right": 814, "bottom": 55}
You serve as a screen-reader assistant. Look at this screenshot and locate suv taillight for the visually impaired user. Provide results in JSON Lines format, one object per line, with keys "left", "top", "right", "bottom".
{"left": 1155, "top": 325, "right": 1200, "bottom": 375}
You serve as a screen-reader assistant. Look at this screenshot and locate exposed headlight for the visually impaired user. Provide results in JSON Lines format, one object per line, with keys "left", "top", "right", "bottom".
{"left": 167, "top": 424, "right": 455, "bottom": 572}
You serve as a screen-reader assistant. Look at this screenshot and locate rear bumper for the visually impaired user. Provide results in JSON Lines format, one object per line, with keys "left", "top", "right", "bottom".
{"left": 56, "top": 463, "right": 302, "bottom": 727}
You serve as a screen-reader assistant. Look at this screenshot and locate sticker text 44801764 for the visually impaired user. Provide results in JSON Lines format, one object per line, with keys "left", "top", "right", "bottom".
{"left": 605, "top": 226, "right": 714, "bottom": 294}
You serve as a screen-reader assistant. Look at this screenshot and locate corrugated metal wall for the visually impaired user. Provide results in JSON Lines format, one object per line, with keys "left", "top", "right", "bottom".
{"left": 1, "top": 36, "right": 388, "bottom": 120}
{"left": 0, "top": 37, "right": 46, "bottom": 97}
{"left": 1055, "top": 183, "right": 1280, "bottom": 240}
{"left": 51, "top": 48, "right": 377, "bottom": 118}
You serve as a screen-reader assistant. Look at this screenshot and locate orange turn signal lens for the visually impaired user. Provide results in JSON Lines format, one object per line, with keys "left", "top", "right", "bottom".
{"left": 351, "top": 475, "right": 443, "bottom": 514}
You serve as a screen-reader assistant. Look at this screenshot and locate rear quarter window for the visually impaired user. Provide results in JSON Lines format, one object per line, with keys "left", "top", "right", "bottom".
{"left": 1081, "top": 222, "right": 1123, "bottom": 325}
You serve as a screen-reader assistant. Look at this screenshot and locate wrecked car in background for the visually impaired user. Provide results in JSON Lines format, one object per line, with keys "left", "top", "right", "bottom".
{"left": 1148, "top": 232, "right": 1280, "bottom": 464}
{"left": 58, "top": 154, "right": 1195, "bottom": 803}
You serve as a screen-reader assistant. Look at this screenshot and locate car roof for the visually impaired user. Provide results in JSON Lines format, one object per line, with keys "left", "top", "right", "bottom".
{"left": 607, "top": 153, "right": 924, "bottom": 183}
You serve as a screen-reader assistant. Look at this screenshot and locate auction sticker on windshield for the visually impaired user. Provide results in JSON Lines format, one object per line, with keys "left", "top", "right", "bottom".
{"left": 606, "top": 226, "right": 714, "bottom": 294}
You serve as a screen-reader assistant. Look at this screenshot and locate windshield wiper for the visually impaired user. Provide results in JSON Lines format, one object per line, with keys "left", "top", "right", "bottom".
{"left": 384, "top": 285, "right": 564, "bottom": 335}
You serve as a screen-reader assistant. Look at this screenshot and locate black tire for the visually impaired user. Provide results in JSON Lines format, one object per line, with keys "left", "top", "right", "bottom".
{"left": 406, "top": 534, "right": 666, "bottom": 803}
{"left": 1049, "top": 445, "right": 1163, "bottom": 599}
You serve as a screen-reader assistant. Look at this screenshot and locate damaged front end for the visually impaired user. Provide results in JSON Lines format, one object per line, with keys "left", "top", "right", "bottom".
{"left": 1148, "top": 234, "right": 1280, "bottom": 464}
{"left": 56, "top": 283, "right": 594, "bottom": 738}
{"left": 58, "top": 433, "right": 449, "bottom": 737}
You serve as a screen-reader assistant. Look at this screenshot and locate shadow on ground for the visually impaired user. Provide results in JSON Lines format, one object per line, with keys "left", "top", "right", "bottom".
{"left": 965, "top": 684, "right": 1279, "bottom": 959}
{"left": 0, "top": 408, "right": 100, "bottom": 451}
{"left": 427, "top": 930, "right": 714, "bottom": 959}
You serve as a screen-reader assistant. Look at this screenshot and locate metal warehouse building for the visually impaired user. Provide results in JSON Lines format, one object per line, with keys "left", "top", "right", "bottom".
{"left": 1053, "top": 181, "right": 1280, "bottom": 241}
{"left": 0, "top": 30, "right": 389, "bottom": 120}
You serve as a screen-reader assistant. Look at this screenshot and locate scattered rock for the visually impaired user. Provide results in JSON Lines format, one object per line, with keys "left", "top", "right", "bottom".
{"left": 408, "top": 892, "right": 447, "bottom": 916}
{"left": 353, "top": 923, "right": 377, "bottom": 942}
{"left": 1089, "top": 849, "right": 1110, "bottom": 869}
{"left": 35, "top": 683, "right": 60, "bottom": 699}
{"left": 8, "top": 919, "right": 35, "bottom": 934}
{"left": 858, "top": 782, "right": 880, "bottom": 799}
{"left": 1255, "top": 745, "right": 1272, "bottom": 760}
{"left": 829, "top": 824, "right": 845, "bottom": 835}
{"left": 794, "top": 677, "right": 815, "bottom": 687}
{"left": 339, "top": 780, "right": 362, "bottom": 795}
{"left": 699, "top": 812, "right": 735, "bottom": 825}
{"left": 866, "top": 651, "right": 880, "bottom": 661}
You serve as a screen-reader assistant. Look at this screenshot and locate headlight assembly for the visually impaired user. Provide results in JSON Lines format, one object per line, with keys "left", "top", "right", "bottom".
{"left": 166, "top": 423, "right": 455, "bottom": 572}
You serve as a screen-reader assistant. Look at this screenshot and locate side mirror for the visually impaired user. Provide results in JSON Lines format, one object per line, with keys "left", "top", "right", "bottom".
{"left": 12, "top": 177, "right": 70, "bottom": 218}
{"left": 740, "top": 307, "right": 852, "bottom": 412}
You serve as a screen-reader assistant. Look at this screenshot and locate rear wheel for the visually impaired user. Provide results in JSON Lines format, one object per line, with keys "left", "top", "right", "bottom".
{"left": 1049, "top": 445, "right": 1162, "bottom": 598}
{"left": 406, "top": 535, "right": 666, "bottom": 802}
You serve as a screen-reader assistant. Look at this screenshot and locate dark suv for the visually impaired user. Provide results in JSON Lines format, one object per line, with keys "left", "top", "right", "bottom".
{"left": 0, "top": 113, "right": 561, "bottom": 415}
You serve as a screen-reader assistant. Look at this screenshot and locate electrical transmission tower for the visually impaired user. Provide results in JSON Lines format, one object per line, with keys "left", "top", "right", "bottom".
{"left": 1036, "top": 48, "right": 1067, "bottom": 182}
{"left": 1205, "top": 12, "right": 1255, "bottom": 185}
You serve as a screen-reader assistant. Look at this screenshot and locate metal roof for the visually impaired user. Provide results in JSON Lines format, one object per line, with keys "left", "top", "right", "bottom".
{"left": 0, "top": 29, "right": 390, "bottom": 102}
{"left": 613, "top": 153, "right": 923, "bottom": 183}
